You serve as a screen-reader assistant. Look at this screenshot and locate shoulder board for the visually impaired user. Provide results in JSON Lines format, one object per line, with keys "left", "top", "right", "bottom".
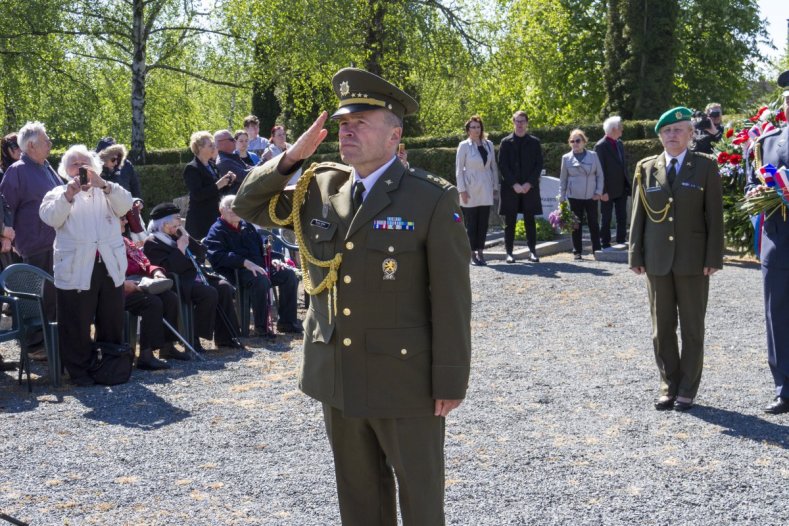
{"left": 312, "top": 161, "right": 352, "bottom": 174}
{"left": 755, "top": 127, "right": 782, "bottom": 143}
{"left": 691, "top": 151, "right": 716, "bottom": 162}
{"left": 637, "top": 154, "right": 659, "bottom": 164}
{"left": 409, "top": 168, "right": 453, "bottom": 190}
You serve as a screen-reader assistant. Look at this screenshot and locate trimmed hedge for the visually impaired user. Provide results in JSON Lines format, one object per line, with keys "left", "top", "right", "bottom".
{"left": 136, "top": 164, "right": 188, "bottom": 218}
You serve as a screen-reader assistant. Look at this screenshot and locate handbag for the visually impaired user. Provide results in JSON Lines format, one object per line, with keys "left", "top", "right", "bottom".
{"left": 128, "top": 275, "right": 173, "bottom": 295}
{"left": 89, "top": 341, "right": 133, "bottom": 385}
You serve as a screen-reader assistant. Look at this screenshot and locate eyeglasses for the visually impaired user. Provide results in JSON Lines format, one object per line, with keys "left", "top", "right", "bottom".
{"left": 569, "top": 139, "right": 583, "bottom": 144}
{"left": 468, "top": 125, "right": 481, "bottom": 130}
{"left": 219, "top": 137, "right": 236, "bottom": 143}
{"left": 514, "top": 119, "right": 528, "bottom": 124}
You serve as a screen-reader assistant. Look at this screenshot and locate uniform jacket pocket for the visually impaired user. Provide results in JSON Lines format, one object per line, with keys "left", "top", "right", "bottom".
{"left": 366, "top": 325, "right": 432, "bottom": 408}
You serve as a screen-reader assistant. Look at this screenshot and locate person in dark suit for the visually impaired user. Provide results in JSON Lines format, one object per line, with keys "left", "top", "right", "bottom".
{"left": 182, "top": 131, "right": 236, "bottom": 240}
{"left": 594, "top": 116, "right": 630, "bottom": 249}
{"left": 498, "top": 111, "right": 543, "bottom": 263}
{"left": 629, "top": 107, "right": 724, "bottom": 412}
{"left": 143, "top": 203, "right": 241, "bottom": 353}
{"left": 233, "top": 68, "right": 472, "bottom": 526}
{"left": 214, "top": 129, "right": 250, "bottom": 193}
{"left": 746, "top": 70, "right": 789, "bottom": 415}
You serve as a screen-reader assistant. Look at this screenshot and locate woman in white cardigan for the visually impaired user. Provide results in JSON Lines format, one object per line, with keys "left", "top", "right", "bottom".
{"left": 456, "top": 115, "right": 499, "bottom": 266}
{"left": 39, "top": 145, "right": 133, "bottom": 386}
{"left": 559, "top": 129, "right": 604, "bottom": 260}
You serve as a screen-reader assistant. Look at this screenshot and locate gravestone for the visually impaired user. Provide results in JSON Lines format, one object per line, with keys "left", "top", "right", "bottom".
{"left": 538, "top": 173, "right": 560, "bottom": 218}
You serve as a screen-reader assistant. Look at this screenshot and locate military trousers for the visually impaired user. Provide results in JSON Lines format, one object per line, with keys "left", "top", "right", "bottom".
{"left": 322, "top": 404, "right": 446, "bottom": 526}
{"left": 763, "top": 265, "right": 789, "bottom": 398}
{"left": 646, "top": 272, "right": 710, "bottom": 399}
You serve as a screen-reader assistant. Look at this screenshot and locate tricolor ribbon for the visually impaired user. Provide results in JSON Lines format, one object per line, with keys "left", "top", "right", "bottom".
{"left": 759, "top": 164, "right": 777, "bottom": 187}
{"left": 752, "top": 212, "right": 764, "bottom": 259}
{"left": 775, "top": 166, "right": 789, "bottom": 206}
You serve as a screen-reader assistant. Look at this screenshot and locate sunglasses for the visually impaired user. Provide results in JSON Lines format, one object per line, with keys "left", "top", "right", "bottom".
{"left": 708, "top": 110, "right": 721, "bottom": 117}
{"left": 111, "top": 157, "right": 121, "bottom": 164}
{"left": 219, "top": 137, "right": 236, "bottom": 143}
{"left": 569, "top": 139, "right": 583, "bottom": 144}
{"left": 8, "top": 142, "right": 19, "bottom": 150}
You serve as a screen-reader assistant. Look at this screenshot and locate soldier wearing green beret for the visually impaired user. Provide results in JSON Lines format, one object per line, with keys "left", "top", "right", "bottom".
{"left": 233, "top": 68, "right": 472, "bottom": 525}
{"left": 629, "top": 106, "right": 724, "bottom": 412}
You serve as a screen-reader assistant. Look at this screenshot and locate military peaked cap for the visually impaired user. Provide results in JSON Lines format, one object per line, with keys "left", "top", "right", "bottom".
{"left": 330, "top": 68, "right": 419, "bottom": 120}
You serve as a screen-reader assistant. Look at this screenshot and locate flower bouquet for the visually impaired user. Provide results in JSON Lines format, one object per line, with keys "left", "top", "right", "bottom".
{"left": 548, "top": 197, "right": 579, "bottom": 234}
{"left": 740, "top": 164, "right": 789, "bottom": 220}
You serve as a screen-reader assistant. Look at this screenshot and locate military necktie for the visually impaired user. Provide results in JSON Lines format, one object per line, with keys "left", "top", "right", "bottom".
{"left": 352, "top": 181, "right": 365, "bottom": 213}
{"left": 667, "top": 158, "right": 678, "bottom": 187}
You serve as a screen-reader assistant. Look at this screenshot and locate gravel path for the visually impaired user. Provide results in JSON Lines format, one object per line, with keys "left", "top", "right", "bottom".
{"left": 0, "top": 252, "right": 786, "bottom": 525}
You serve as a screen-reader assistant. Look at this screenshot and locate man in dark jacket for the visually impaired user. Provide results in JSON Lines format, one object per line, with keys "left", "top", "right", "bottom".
{"left": 204, "top": 195, "right": 300, "bottom": 338}
{"left": 214, "top": 130, "right": 251, "bottom": 193}
{"left": 594, "top": 116, "right": 630, "bottom": 249}
{"left": 498, "top": 110, "right": 543, "bottom": 262}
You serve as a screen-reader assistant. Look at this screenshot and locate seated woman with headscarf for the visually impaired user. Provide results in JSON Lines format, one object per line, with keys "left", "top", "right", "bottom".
{"left": 143, "top": 203, "right": 241, "bottom": 353}
{"left": 120, "top": 214, "right": 189, "bottom": 368}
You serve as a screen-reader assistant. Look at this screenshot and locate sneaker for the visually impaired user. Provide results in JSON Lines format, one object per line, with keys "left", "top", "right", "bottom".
{"left": 505, "top": 254, "right": 516, "bottom": 264}
{"left": 527, "top": 253, "right": 539, "bottom": 263}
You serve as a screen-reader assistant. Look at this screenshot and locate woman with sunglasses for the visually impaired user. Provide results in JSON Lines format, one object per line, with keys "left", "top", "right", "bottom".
{"left": 559, "top": 129, "right": 604, "bottom": 260}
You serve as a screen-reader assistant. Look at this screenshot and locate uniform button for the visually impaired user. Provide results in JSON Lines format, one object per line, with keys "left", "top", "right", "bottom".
{"left": 668, "top": 217, "right": 673, "bottom": 222}
{"left": 388, "top": 246, "right": 395, "bottom": 253}
{"left": 400, "top": 348, "right": 407, "bottom": 355}
{"left": 343, "top": 338, "right": 352, "bottom": 346}
{"left": 343, "top": 275, "right": 352, "bottom": 284}
{"left": 669, "top": 236, "right": 674, "bottom": 241}
{"left": 668, "top": 197, "right": 674, "bottom": 203}
{"left": 345, "top": 241, "right": 354, "bottom": 250}
{"left": 343, "top": 308, "right": 351, "bottom": 316}
{"left": 315, "top": 234, "right": 319, "bottom": 239}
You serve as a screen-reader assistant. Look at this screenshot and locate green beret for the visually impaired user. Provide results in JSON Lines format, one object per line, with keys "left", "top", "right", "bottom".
{"left": 655, "top": 106, "right": 693, "bottom": 133}
{"left": 331, "top": 68, "right": 419, "bottom": 120}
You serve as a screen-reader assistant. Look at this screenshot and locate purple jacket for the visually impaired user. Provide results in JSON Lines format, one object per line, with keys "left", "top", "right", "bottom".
{"left": 0, "top": 153, "right": 60, "bottom": 257}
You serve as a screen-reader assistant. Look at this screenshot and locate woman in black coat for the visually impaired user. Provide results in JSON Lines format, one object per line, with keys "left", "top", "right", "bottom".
{"left": 182, "top": 131, "right": 236, "bottom": 240}
{"left": 497, "top": 111, "right": 543, "bottom": 262}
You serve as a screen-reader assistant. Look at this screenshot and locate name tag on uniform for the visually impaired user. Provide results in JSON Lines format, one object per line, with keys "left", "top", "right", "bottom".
{"left": 646, "top": 186, "right": 662, "bottom": 193}
{"left": 310, "top": 218, "right": 331, "bottom": 229}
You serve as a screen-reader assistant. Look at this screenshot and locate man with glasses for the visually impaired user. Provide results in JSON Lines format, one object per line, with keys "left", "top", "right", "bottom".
{"left": 691, "top": 103, "right": 724, "bottom": 154}
{"left": 498, "top": 111, "right": 543, "bottom": 263}
{"left": 629, "top": 107, "right": 724, "bottom": 412}
{"left": 0, "top": 121, "right": 61, "bottom": 354}
{"left": 214, "top": 129, "right": 249, "bottom": 193}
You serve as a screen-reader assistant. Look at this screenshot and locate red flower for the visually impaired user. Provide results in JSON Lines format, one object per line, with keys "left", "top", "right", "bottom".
{"left": 732, "top": 130, "right": 750, "bottom": 146}
{"left": 717, "top": 152, "right": 731, "bottom": 164}
{"left": 725, "top": 128, "right": 734, "bottom": 138}
{"left": 776, "top": 109, "right": 786, "bottom": 123}
{"left": 751, "top": 106, "right": 769, "bottom": 122}
{"left": 728, "top": 154, "right": 742, "bottom": 165}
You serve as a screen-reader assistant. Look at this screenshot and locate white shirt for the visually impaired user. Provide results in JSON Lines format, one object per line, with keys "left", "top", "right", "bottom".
{"left": 352, "top": 156, "right": 397, "bottom": 202}
{"left": 664, "top": 149, "right": 687, "bottom": 176}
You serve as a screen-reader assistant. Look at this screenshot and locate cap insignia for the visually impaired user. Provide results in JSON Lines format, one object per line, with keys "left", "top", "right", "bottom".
{"left": 339, "top": 81, "right": 350, "bottom": 97}
{"left": 675, "top": 111, "right": 682, "bottom": 119}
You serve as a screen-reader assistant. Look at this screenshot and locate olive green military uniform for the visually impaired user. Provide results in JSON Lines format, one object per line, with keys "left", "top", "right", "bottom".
{"left": 234, "top": 146, "right": 472, "bottom": 522}
{"left": 629, "top": 150, "right": 724, "bottom": 399}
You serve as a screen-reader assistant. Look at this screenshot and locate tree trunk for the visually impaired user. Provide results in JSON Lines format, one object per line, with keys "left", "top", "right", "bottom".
{"left": 130, "top": 0, "right": 146, "bottom": 164}
{"left": 364, "top": 0, "right": 386, "bottom": 75}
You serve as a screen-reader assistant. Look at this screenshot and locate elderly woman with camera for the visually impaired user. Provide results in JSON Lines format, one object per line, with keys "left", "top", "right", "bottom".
{"left": 39, "top": 145, "right": 133, "bottom": 386}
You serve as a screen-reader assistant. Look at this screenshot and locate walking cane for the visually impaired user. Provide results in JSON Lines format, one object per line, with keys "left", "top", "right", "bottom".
{"left": 162, "top": 319, "right": 203, "bottom": 361}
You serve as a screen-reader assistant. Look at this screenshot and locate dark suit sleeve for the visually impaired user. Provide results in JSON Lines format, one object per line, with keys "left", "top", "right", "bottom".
{"left": 143, "top": 239, "right": 194, "bottom": 275}
{"left": 427, "top": 187, "right": 472, "bottom": 400}
{"left": 204, "top": 225, "right": 247, "bottom": 271}
{"left": 526, "top": 139, "right": 543, "bottom": 185}
{"left": 594, "top": 141, "right": 610, "bottom": 194}
{"left": 498, "top": 140, "right": 516, "bottom": 188}
{"left": 628, "top": 161, "right": 647, "bottom": 268}
{"left": 703, "top": 160, "right": 724, "bottom": 269}
{"left": 183, "top": 163, "right": 220, "bottom": 205}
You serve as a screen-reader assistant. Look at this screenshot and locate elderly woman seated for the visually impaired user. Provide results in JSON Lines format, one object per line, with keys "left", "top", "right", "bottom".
{"left": 120, "top": 214, "right": 189, "bottom": 369}
{"left": 203, "top": 195, "right": 301, "bottom": 339}
{"left": 142, "top": 203, "right": 241, "bottom": 353}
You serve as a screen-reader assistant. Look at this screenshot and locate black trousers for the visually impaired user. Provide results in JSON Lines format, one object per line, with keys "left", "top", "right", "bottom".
{"left": 462, "top": 206, "right": 490, "bottom": 251}
{"left": 323, "top": 404, "right": 447, "bottom": 526}
{"left": 57, "top": 259, "right": 124, "bottom": 382}
{"left": 503, "top": 213, "right": 536, "bottom": 254}
{"left": 206, "top": 276, "right": 240, "bottom": 344}
{"left": 600, "top": 194, "right": 628, "bottom": 247}
{"left": 125, "top": 289, "right": 179, "bottom": 351}
{"left": 241, "top": 267, "right": 299, "bottom": 331}
{"left": 568, "top": 198, "right": 601, "bottom": 254}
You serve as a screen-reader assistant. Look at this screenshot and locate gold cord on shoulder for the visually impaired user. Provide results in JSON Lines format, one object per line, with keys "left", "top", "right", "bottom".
{"left": 633, "top": 169, "right": 671, "bottom": 223}
{"left": 269, "top": 163, "right": 344, "bottom": 320}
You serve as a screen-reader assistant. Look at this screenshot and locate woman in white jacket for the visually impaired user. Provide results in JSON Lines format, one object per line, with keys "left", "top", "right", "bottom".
{"left": 456, "top": 115, "right": 499, "bottom": 266}
{"left": 559, "top": 129, "right": 604, "bottom": 260}
{"left": 39, "top": 145, "right": 133, "bottom": 386}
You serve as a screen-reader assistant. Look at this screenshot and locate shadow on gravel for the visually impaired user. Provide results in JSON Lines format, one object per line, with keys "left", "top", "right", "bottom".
{"left": 489, "top": 261, "right": 612, "bottom": 278}
{"left": 689, "top": 405, "right": 789, "bottom": 449}
{"left": 72, "top": 383, "right": 191, "bottom": 429}
{"left": 723, "top": 259, "right": 761, "bottom": 270}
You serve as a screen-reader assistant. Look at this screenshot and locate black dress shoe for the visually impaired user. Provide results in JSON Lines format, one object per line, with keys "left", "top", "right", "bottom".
{"left": 673, "top": 399, "right": 694, "bottom": 411}
{"left": 277, "top": 323, "right": 303, "bottom": 335}
{"left": 477, "top": 256, "right": 487, "bottom": 266}
{"left": 0, "top": 360, "right": 18, "bottom": 371}
{"left": 654, "top": 396, "right": 675, "bottom": 410}
{"left": 470, "top": 256, "right": 481, "bottom": 266}
{"left": 159, "top": 343, "right": 190, "bottom": 361}
{"left": 136, "top": 357, "right": 171, "bottom": 371}
{"left": 764, "top": 397, "right": 789, "bottom": 414}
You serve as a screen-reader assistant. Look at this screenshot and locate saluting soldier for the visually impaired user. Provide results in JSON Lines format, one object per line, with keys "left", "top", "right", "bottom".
{"left": 746, "top": 70, "right": 789, "bottom": 415}
{"left": 629, "top": 107, "right": 724, "bottom": 412}
{"left": 233, "top": 68, "right": 472, "bottom": 525}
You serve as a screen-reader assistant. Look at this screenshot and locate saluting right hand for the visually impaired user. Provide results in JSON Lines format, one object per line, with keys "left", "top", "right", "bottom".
{"left": 279, "top": 111, "right": 330, "bottom": 173}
